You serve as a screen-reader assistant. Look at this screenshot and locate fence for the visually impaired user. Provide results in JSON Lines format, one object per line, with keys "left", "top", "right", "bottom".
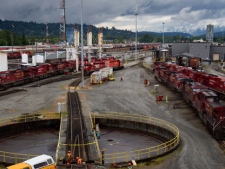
{"left": 0, "top": 113, "right": 60, "bottom": 164}
{"left": 91, "top": 112, "right": 180, "bottom": 164}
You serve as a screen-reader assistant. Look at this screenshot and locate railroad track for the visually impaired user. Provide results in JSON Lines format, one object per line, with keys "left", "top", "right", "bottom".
{"left": 29, "top": 73, "right": 81, "bottom": 87}
{"left": 0, "top": 88, "right": 27, "bottom": 97}
{"left": 0, "top": 73, "right": 82, "bottom": 97}
{"left": 67, "top": 78, "right": 89, "bottom": 165}
{"left": 139, "top": 59, "right": 154, "bottom": 75}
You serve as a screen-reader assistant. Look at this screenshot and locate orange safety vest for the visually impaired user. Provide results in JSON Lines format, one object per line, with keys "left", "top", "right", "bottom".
{"left": 77, "top": 158, "right": 82, "bottom": 165}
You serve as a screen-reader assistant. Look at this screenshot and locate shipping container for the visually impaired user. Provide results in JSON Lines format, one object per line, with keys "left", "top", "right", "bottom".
{"left": 90, "top": 71, "right": 102, "bottom": 84}
{"left": 100, "top": 67, "right": 113, "bottom": 81}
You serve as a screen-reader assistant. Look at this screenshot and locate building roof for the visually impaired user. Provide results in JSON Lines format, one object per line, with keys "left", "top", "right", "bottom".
{"left": 174, "top": 52, "right": 195, "bottom": 58}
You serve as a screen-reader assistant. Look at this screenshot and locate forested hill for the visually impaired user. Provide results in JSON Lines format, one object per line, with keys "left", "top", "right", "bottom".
{"left": 0, "top": 19, "right": 134, "bottom": 40}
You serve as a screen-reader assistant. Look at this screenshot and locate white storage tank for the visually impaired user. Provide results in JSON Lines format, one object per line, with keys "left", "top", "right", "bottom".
{"left": 0, "top": 53, "right": 8, "bottom": 71}
{"left": 90, "top": 71, "right": 102, "bottom": 84}
{"left": 22, "top": 53, "right": 28, "bottom": 64}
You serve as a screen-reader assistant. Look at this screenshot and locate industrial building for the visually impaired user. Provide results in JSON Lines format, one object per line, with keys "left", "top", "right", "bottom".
{"left": 171, "top": 42, "right": 225, "bottom": 62}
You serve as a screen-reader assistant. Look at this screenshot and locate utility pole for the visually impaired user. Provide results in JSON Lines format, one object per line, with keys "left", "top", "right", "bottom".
{"left": 162, "top": 22, "right": 165, "bottom": 48}
{"left": 81, "top": 0, "right": 84, "bottom": 88}
{"left": 135, "top": 12, "right": 138, "bottom": 62}
{"left": 11, "top": 25, "right": 14, "bottom": 58}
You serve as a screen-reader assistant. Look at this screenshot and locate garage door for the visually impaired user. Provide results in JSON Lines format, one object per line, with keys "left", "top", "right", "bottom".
{"left": 213, "top": 54, "right": 219, "bottom": 61}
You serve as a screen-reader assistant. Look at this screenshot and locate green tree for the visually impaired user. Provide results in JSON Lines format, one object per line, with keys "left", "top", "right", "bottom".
{"left": 21, "top": 33, "right": 29, "bottom": 45}
{"left": 139, "top": 34, "right": 154, "bottom": 43}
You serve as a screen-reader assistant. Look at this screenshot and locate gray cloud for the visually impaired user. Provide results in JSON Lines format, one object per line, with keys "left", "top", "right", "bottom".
{"left": 1, "top": 0, "right": 225, "bottom": 33}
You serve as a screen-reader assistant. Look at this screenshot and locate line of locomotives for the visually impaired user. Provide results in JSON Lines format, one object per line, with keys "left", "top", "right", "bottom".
{"left": 153, "top": 61, "right": 225, "bottom": 140}
{"left": 0, "top": 56, "right": 124, "bottom": 89}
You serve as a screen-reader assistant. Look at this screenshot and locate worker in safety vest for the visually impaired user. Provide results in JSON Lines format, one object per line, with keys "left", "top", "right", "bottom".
{"left": 120, "top": 76, "right": 123, "bottom": 81}
{"left": 66, "top": 150, "right": 73, "bottom": 166}
{"left": 128, "top": 162, "right": 132, "bottom": 169}
{"left": 76, "top": 157, "right": 83, "bottom": 165}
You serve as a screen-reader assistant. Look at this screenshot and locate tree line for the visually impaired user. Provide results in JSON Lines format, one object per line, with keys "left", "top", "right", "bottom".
{"left": 1, "top": 19, "right": 225, "bottom": 46}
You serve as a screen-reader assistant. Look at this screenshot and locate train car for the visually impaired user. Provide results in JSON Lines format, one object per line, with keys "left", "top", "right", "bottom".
{"left": 93, "top": 61, "right": 105, "bottom": 70}
{"left": 0, "top": 53, "right": 125, "bottom": 89}
{"left": 0, "top": 69, "right": 27, "bottom": 87}
{"left": 199, "top": 74, "right": 225, "bottom": 99}
{"left": 83, "top": 64, "right": 96, "bottom": 75}
{"left": 193, "top": 90, "right": 225, "bottom": 139}
{"left": 65, "top": 60, "right": 76, "bottom": 72}
{"left": 7, "top": 52, "right": 21, "bottom": 59}
{"left": 154, "top": 61, "right": 225, "bottom": 139}
{"left": 188, "top": 70, "right": 206, "bottom": 83}
{"left": 181, "top": 81, "right": 208, "bottom": 104}
{"left": 7, "top": 154, "right": 56, "bottom": 169}
{"left": 189, "top": 57, "right": 201, "bottom": 69}
{"left": 169, "top": 73, "right": 190, "bottom": 90}
{"left": 51, "top": 62, "right": 67, "bottom": 74}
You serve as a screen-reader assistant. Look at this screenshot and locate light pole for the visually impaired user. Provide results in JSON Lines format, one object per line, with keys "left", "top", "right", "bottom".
{"left": 11, "top": 25, "right": 14, "bottom": 57}
{"left": 80, "top": 0, "right": 84, "bottom": 88}
{"left": 135, "top": 12, "right": 138, "bottom": 62}
{"left": 162, "top": 22, "right": 164, "bottom": 48}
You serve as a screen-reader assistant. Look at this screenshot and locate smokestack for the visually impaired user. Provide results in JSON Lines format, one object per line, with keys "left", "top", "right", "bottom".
{"left": 87, "top": 26, "right": 92, "bottom": 46}
{"left": 98, "top": 28, "right": 103, "bottom": 46}
{"left": 74, "top": 24, "right": 79, "bottom": 48}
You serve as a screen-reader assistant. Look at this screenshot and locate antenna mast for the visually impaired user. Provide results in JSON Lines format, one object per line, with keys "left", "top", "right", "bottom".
{"left": 59, "top": 0, "right": 66, "bottom": 42}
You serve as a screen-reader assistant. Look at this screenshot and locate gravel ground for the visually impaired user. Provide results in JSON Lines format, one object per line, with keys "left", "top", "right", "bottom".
{"left": 0, "top": 79, "right": 74, "bottom": 118}
{"left": 1, "top": 58, "right": 225, "bottom": 169}
{"left": 78, "top": 59, "right": 225, "bottom": 169}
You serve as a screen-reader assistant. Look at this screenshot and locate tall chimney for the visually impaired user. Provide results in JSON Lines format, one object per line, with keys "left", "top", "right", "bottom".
{"left": 98, "top": 28, "right": 103, "bottom": 46}
{"left": 74, "top": 24, "right": 80, "bottom": 48}
{"left": 87, "top": 26, "right": 92, "bottom": 46}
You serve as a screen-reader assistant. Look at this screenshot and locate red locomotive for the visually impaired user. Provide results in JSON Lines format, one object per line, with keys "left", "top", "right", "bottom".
{"left": 154, "top": 61, "right": 225, "bottom": 140}
{"left": 83, "top": 56, "right": 124, "bottom": 75}
{"left": 0, "top": 55, "right": 124, "bottom": 88}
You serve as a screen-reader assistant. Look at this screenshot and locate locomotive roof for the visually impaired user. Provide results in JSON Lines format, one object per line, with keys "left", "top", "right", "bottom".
{"left": 201, "top": 91, "right": 218, "bottom": 98}
{"left": 208, "top": 98, "right": 225, "bottom": 109}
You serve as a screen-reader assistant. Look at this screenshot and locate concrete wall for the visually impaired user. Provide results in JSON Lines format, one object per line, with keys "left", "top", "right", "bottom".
{"left": 210, "top": 45, "right": 225, "bottom": 61}
{"left": 95, "top": 119, "right": 175, "bottom": 142}
{"left": 172, "top": 43, "right": 189, "bottom": 56}
{"left": 0, "top": 120, "right": 60, "bottom": 140}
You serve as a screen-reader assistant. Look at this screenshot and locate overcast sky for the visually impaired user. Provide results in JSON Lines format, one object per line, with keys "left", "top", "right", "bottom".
{"left": 1, "top": 0, "right": 225, "bottom": 34}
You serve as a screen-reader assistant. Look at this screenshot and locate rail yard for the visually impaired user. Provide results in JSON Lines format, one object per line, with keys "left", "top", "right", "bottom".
{"left": 0, "top": 52, "right": 225, "bottom": 168}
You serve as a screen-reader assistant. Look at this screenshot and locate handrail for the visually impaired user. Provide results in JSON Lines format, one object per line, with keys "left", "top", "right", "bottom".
{"left": 0, "top": 113, "right": 60, "bottom": 164}
{"left": 91, "top": 112, "right": 180, "bottom": 164}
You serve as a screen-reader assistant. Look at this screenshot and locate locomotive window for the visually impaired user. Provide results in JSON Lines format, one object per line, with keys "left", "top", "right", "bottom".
{"left": 0, "top": 74, "right": 6, "bottom": 77}
{"left": 47, "top": 158, "right": 53, "bottom": 164}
